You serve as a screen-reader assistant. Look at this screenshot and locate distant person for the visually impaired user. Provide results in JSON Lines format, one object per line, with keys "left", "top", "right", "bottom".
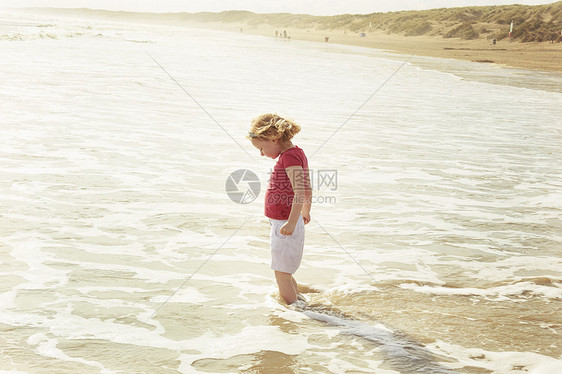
{"left": 247, "top": 114, "right": 311, "bottom": 305}
{"left": 275, "top": 30, "right": 278, "bottom": 37}
{"left": 283, "top": 30, "right": 287, "bottom": 38}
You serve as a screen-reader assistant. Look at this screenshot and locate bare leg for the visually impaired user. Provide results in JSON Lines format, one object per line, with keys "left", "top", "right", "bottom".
{"left": 292, "top": 276, "right": 307, "bottom": 302}
{"left": 275, "top": 271, "right": 297, "bottom": 304}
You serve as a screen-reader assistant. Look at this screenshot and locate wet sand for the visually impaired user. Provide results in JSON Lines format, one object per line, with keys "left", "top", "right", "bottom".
{"left": 196, "top": 22, "right": 562, "bottom": 72}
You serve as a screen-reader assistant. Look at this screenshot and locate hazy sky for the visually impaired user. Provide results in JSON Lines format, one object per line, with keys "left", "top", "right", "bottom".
{"left": 3, "top": 0, "right": 560, "bottom": 15}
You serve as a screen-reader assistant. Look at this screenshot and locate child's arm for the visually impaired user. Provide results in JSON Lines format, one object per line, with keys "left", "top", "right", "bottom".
{"left": 301, "top": 169, "right": 312, "bottom": 224}
{"left": 280, "top": 165, "right": 306, "bottom": 235}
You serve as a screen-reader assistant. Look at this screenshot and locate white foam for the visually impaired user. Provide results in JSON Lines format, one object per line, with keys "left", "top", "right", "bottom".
{"left": 178, "top": 325, "right": 313, "bottom": 372}
{"left": 149, "top": 286, "right": 213, "bottom": 304}
{"left": 428, "top": 341, "right": 562, "bottom": 373}
{"left": 26, "top": 333, "right": 111, "bottom": 373}
{"left": 299, "top": 308, "right": 457, "bottom": 373}
{"left": 0, "top": 290, "right": 17, "bottom": 310}
{"left": 264, "top": 288, "right": 312, "bottom": 324}
{"left": 399, "top": 281, "right": 562, "bottom": 300}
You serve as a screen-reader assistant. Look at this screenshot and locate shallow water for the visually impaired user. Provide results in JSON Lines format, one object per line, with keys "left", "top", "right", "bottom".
{"left": 1, "top": 10, "right": 561, "bottom": 374}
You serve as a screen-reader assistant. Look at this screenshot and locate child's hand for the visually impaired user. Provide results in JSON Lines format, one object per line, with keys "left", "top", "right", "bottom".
{"left": 280, "top": 222, "right": 296, "bottom": 236}
{"left": 302, "top": 212, "right": 310, "bottom": 225}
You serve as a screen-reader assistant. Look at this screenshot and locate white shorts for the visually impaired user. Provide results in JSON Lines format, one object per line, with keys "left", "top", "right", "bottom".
{"left": 269, "top": 215, "right": 305, "bottom": 274}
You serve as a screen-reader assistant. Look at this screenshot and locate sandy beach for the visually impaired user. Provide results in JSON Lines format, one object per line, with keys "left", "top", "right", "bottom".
{"left": 196, "top": 22, "right": 562, "bottom": 72}
{"left": 12, "top": 7, "right": 562, "bottom": 72}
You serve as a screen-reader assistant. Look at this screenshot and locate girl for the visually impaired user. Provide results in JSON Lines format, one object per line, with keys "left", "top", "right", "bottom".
{"left": 247, "top": 114, "right": 312, "bottom": 305}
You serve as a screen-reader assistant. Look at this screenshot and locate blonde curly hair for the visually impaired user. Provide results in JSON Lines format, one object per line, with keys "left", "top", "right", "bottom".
{"left": 247, "top": 113, "right": 301, "bottom": 143}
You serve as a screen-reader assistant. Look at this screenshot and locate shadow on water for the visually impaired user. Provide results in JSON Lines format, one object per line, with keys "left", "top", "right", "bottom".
{"left": 294, "top": 301, "right": 460, "bottom": 374}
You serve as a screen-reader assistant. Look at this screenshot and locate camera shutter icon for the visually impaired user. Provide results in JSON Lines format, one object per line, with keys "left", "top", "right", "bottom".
{"left": 225, "top": 169, "right": 260, "bottom": 204}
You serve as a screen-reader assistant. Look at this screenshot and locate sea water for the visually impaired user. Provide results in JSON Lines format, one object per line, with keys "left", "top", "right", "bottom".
{"left": 1, "top": 10, "right": 561, "bottom": 374}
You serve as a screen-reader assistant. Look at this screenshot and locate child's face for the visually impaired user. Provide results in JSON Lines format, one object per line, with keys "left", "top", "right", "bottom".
{"left": 251, "top": 138, "right": 282, "bottom": 159}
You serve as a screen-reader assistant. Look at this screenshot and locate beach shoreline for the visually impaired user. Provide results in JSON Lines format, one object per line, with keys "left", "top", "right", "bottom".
{"left": 8, "top": 7, "right": 562, "bottom": 72}
{"left": 192, "top": 22, "right": 562, "bottom": 72}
